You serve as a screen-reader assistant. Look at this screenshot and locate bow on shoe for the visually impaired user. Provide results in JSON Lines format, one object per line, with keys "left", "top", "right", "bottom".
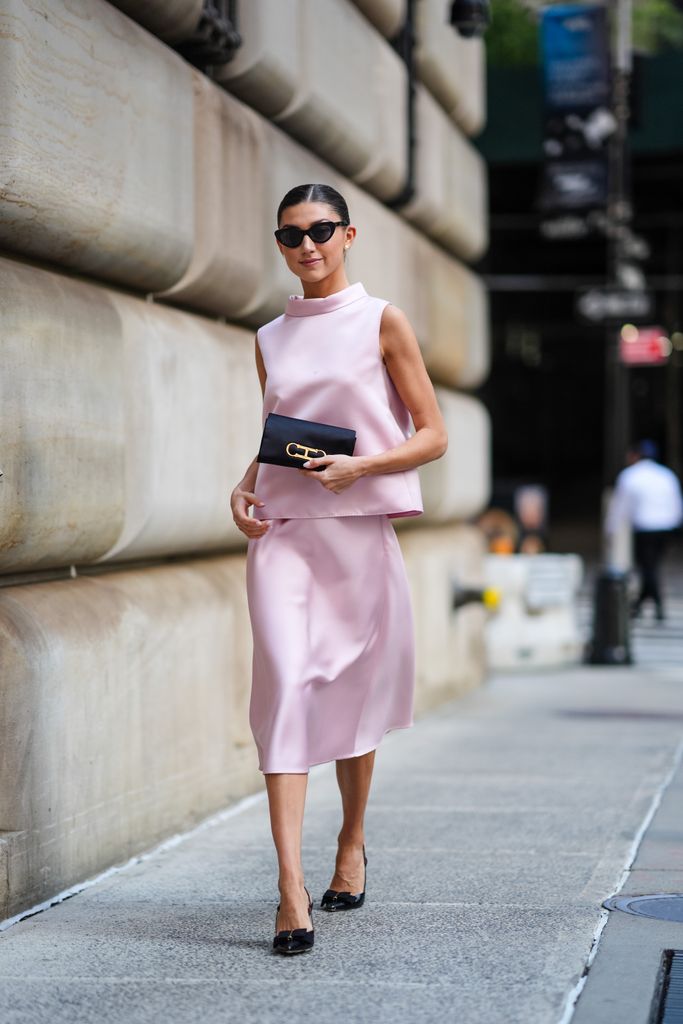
{"left": 273, "top": 927, "right": 315, "bottom": 954}
{"left": 320, "top": 888, "right": 365, "bottom": 910}
{"left": 272, "top": 887, "right": 315, "bottom": 955}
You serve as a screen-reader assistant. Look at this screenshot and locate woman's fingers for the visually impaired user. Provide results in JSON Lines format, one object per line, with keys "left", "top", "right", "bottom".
{"left": 300, "top": 458, "right": 334, "bottom": 472}
{"left": 230, "top": 489, "right": 270, "bottom": 537}
{"left": 244, "top": 523, "right": 271, "bottom": 537}
{"left": 241, "top": 490, "right": 265, "bottom": 507}
{"left": 237, "top": 516, "right": 270, "bottom": 537}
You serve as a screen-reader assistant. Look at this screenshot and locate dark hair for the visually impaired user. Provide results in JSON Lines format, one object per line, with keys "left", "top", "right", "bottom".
{"left": 633, "top": 439, "right": 660, "bottom": 461}
{"left": 276, "top": 183, "right": 350, "bottom": 227}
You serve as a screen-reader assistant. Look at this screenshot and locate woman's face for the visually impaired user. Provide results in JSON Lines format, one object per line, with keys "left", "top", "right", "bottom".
{"left": 276, "top": 201, "right": 355, "bottom": 281}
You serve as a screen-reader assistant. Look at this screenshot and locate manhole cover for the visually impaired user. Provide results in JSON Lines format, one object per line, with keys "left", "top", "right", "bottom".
{"left": 603, "top": 893, "right": 683, "bottom": 922}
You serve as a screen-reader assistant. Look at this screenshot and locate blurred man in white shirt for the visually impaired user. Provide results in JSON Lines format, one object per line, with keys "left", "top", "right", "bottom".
{"left": 606, "top": 440, "right": 683, "bottom": 620}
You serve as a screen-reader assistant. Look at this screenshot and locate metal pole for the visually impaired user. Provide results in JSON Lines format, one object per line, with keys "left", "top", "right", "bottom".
{"left": 665, "top": 226, "right": 682, "bottom": 479}
{"left": 603, "top": 0, "right": 632, "bottom": 564}
{"left": 589, "top": 0, "right": 634, "bottom": 664}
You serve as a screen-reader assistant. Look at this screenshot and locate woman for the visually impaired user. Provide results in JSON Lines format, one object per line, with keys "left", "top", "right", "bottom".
{"left": 230, "top": 183, "right": 447, "bottom": 955}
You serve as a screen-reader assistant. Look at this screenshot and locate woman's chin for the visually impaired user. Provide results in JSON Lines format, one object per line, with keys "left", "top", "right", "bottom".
{"left": 298, "top": 263, "right": 325, "bottom": 276}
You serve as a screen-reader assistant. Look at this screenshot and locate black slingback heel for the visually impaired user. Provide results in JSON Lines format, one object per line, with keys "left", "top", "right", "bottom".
{"left": 273, "top": 885, "right": 314, "bottom": 955}
{"left": 321, "top": 844, "right": 367, "bottom": 911}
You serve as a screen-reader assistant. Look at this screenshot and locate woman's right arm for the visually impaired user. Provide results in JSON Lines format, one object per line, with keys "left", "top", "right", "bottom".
{"left": 230, "top": 335, "right": 271, "bottom": 539}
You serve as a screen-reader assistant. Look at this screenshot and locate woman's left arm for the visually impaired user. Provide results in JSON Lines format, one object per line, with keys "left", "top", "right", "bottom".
{"left": 299, "top": 304, "right": 447, "bottom": 489}
{"left": 357, "top": 303, "right": 448, "bottom": 477}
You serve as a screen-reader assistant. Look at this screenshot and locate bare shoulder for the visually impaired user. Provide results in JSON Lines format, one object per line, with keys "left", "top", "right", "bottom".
{"left": 380, "top": 302, "right": 411, "bottom": 330}
{"left": 379, "top": 302, "right": 417, "bottom": 360}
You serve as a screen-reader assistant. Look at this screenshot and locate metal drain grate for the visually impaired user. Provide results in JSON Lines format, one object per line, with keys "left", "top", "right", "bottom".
{"left": 650, "top": 950, "right": 683, "bottom": 1024}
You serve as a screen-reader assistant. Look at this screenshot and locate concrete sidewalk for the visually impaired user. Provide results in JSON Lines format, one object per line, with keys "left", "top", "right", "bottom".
{"left": 1, "top": 663, "right": 682, "bottom": 1024}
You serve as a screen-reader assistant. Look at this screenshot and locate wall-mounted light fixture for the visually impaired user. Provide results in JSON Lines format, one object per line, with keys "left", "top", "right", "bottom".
{"left": 449, "top": 0, "right": 491, "bottom": 38}
{"left": 177, "top": 0, "right": 241, "bottom": 69}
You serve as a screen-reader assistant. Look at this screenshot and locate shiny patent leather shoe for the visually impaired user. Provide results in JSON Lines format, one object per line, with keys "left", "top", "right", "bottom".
{"left": 272, "top": 886, "right": 314, "bottom": 955}
{"left": 321, "top": 845, "right": 367, "bottom": 911}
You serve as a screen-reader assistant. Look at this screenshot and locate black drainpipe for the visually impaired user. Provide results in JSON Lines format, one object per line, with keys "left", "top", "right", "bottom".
{"left": 387, "top": 0, "right": 417, "bottom": 209}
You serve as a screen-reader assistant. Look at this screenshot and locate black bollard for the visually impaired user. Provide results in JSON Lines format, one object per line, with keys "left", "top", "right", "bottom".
{"left": 586, "top": 568, "right": 633, "bottom": 665}
{"left": 452, "top": 584, "right": 500, "bottom": 612}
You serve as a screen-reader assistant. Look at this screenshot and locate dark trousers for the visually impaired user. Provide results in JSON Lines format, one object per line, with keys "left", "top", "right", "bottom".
{"left": 633, "top": 530, "right": 671, "bottom": 612}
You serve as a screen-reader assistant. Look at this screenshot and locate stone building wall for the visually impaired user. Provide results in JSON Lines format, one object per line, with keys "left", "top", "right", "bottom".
{"left": 0, "top": 0, "right": 490, "bottom": 922}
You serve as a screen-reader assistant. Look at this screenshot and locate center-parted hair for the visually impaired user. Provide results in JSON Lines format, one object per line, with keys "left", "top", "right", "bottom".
{"left": 276, "top": 184, "right": 350, "bottom": 228}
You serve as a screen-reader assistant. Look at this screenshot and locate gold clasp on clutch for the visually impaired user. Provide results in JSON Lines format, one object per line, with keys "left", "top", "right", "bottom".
{"left": 286, "top": 441, "right": 327, "bottom": 461}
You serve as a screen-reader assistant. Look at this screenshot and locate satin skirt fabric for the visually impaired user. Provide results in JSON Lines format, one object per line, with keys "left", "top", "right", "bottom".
{"left": 246, "top": 514, "right": 415, "bottom": 773}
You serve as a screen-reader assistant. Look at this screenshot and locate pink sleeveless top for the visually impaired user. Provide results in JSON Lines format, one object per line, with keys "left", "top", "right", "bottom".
{"left": 252, "top": 281, "right": 423, "bottom": 520}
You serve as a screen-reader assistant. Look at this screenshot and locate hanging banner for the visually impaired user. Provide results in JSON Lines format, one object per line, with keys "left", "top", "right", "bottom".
{"left": 542, "top": 3, "right": 610, "bottom": 110}
{"left": 538, "top": 4, "right": 614, "bottom": 222}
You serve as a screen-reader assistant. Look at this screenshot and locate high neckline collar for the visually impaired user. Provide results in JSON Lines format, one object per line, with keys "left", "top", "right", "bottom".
{"left": 285, "top": 281, "right": 367, "bottom": 317}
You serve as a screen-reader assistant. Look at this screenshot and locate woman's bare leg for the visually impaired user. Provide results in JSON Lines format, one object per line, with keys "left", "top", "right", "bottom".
{"left": 328, "top": 750, "right": 376, "bottom": 892}
{"left": 265, "top": 772, "right": 312, "bottom": 931}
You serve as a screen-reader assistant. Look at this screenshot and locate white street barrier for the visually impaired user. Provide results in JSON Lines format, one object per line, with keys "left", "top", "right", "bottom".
{"left": 484, "top": 554, "right": 584, "bottom": 670}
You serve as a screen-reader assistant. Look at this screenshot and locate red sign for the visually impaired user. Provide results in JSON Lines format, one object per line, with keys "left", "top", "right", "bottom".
{"left": 620, "top": 326, "right": 671, "bottom": 366}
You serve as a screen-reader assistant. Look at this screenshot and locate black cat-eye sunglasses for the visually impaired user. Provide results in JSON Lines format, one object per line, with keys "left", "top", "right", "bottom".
{"left": 274, "top": 219, "right": 349, "bottom": 248}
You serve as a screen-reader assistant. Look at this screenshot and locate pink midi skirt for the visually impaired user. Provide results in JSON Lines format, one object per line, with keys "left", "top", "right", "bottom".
{"left": 245, "top": 514, "right": 416, "bottom": 773}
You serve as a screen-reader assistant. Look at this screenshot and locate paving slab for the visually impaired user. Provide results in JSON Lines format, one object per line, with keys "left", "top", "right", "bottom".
{"left": 570, "top": 704, "right": 683, "bottom": 1024}
{"left": 1, "top": 664, "right": 683, "bottom": 1024}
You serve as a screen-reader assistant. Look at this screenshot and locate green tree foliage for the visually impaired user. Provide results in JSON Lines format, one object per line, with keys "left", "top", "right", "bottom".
{"left": 486, "top": 0, "right": 683, "bottom": 67}
{"left": 486, "top": 0, "right": 539, "bottom": 67}
{"left": 633, "top": 0, "right": 683, "bottom": 50}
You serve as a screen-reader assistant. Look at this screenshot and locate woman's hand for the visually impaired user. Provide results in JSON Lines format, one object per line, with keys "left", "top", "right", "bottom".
{"left": 297, "top": 454, "right": 365, "bottom": 493}
{"left": 231, "top": 486, "right": 270, "bottom": 539}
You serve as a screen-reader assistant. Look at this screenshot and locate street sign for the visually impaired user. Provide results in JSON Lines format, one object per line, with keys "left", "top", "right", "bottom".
{"left": 620, "top": 325, "right": 671, "bottom": 365}
{"left": 540, "top": 215, "right": 591, "bottom": 240}
{"left": 575, "top": 287, "right": 654, "bottom": 323}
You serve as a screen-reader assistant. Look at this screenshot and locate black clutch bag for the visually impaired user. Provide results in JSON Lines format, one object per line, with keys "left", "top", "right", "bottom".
{"left": 257, "top": 412, "right": 356, "bottom": 472}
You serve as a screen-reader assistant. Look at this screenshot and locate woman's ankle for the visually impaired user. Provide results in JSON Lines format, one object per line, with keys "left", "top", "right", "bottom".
{"left": 278, "top": 871, "right": 306, "bottom": 893}
{"left": 337, "top": 829, "right": 365, "bottom": 849}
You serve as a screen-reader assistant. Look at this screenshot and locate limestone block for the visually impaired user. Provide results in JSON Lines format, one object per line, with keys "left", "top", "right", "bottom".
{"left": 414, "top": 0, "right": 486, "bottom": 136}
{"left": 342, "top": 181, "right": 430, "bottom": 344}
{"left": 0, "top": 257, "right": 125, "bottom": 574}
{"left": 157, "top": 72, "right": 274, "bottom": 319}
{"left": 418, "top": 390, "right": 491, "bottom": 521}
{"left": 0, "top": 255, "right": 264, "bottom": 574}
{"left": 0, "top": 0, "right": 194, "bottom": 292}
{"left": 107, "top": 0, "right": 203, "bottom": 43}
{"left": 0, "top": 556, "right": 260, "bottom": 919}
{"left": 98, "top": 292, "right": 263, "bottom": 564}
{"left": 399, "top": 523, "right": 486, "bottom": 712}
{"left": 450, "top": 27, "right": 487, "bottom": 136}
{"left": 400, "top": 85, "right": 488, "bottom": 261}
{"left": 350, "top": 36, "right": 408, "bottom": 200}
{"left": 350, "top": 0, "right": 405, "bottom": 37}
{"left": 212, "top": 0, "right": 302, "bottom": 119}
{"left": 417, "top": 244, "right": 490, "bottom": 389}
{"left": 348, "top": 187, "right": 490, "bottom": 388}
{"left": 213, "top": 0, "right": 407, "bottom": 200}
